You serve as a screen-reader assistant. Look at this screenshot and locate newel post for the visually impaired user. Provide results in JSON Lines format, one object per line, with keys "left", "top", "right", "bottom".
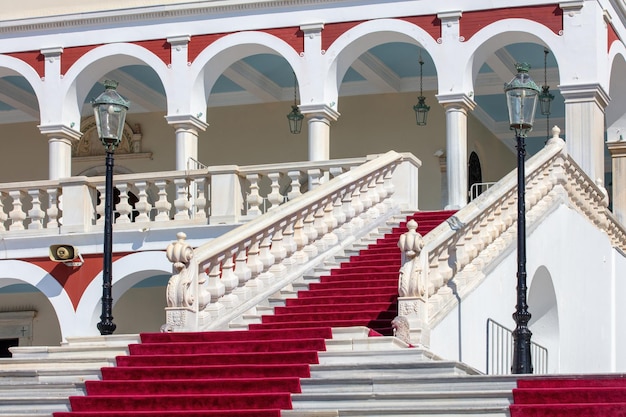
{"left": 59, "top": 176, "right": 97, "bottom": 233}
{"left": 395, "top": 219, "right": 430, "bottom": 346}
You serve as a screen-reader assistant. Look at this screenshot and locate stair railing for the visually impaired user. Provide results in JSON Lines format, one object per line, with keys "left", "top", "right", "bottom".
{"left": 398, "top": 126, "right": 626, "bottom": 345}
{"left": 164, "top": 150, "right": 410, "bottom": 332}
{"left": 486, "top": 318, "right": 548, "bottom": 374}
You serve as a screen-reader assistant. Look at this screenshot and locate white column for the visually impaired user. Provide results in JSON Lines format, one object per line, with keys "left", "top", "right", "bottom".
{"left": 299, "top": 104, "right": 340, "bottom": 161}
{"left": 38, "top": 47, "right": 82, "bottom": 180}
{"left": 166, "top": 115, "right": 208, "bottom": 171}
{"left": 39, "top": 125, "right": 82, "bottom": 180}
{"left": 560, "top": 84, "right": 609, "bottom": 182}
{"left": 436, "top": 94, "right": 475, "bottom": 209}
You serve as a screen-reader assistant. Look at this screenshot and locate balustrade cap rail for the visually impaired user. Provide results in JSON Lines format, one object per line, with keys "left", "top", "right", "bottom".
{"left": 192, "top": 150, "right": 404, "bottom": 270}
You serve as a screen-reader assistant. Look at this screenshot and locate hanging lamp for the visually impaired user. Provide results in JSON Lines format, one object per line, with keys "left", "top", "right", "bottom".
{"left": 538, "top": 48, "right": 555, "bottom": 139}
{"left": 539, "top": 48, "right": 554, "bottom": 117}
{"left": 287, "top": 72, "right": 304, "bottom": 134}
{"left": 413, "top": 49, "right": 430, "bottom": 126}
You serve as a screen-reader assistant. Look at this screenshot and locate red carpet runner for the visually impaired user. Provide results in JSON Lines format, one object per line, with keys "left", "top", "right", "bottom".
{"left": 53, "top": 210, "right": 455, "bottom": 417}
{"left": 510, "top": 376, "right": 626, "bottom": 417}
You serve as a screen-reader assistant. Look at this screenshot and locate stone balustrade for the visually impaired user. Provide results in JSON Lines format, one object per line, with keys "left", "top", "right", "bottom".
{"left": 0, "top": 154, "right": 420, "bottom": 235}
{"left": 163, "top": 150, "right": 411, "bottom": 332}
{"left": 397, "top": 127, "right": 626, "bottom": 346}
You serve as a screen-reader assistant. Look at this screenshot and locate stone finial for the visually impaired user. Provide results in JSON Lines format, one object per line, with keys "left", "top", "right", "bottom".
{"left": 398, "top": 219, "right": 424, "bottom": 258}
{"left": 546, "top": 125, "right": 564, "bottom": 146}
{"left": 166, "top": 232, "right": 194, "bottom": 271}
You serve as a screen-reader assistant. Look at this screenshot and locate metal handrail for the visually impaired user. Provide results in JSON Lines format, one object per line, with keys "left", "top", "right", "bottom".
{"left": 486, "top": 318, "right": 548, "bottom": 374}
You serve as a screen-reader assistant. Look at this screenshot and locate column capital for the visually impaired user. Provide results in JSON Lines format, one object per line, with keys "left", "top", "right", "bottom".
{"left": 41, "top": 47, "right": 63, "bottom": 60}
{"left": 436, "top": 93, "right": 476, "bottom": 111}
{"left": 38, "top": 124, "right": 82, "bottom": 141}
{"left": 167, "top": 35, "right": 191, "bottom": 47}
{"left": 607, "top": 139, "right": 626, "bottom": 157}
{"left": 298, "top": 104, "right": 340, "bottom": 122}
{"left": 165, "top": 114, "right": 209, "bottom": 131}
{"left": 300, "top": 23, "right": 324, "bottom": 35}
{"left": 559, "top": 83, "right": 610, "bottom": 108}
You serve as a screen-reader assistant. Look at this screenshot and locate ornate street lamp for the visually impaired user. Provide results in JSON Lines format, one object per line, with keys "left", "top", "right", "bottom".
{"left": 287, "top": 72, "right": 304, "bottom": 134}
{"left": 92, "top": 80, "right": 129, "bottom": 335}
{"left": 504, "top": 63, "right": 540, "bottom": 374}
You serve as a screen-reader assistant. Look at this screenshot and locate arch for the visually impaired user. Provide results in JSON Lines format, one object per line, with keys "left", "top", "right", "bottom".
{"left": 75, "top": 251, "right": 172, "bottom": 334}
{"left": 58, "top": 43, "right": 171, "bottom": 129}
{"left": 324, "top": 19, "right": 440, "bottom": 110}
{"left": 528, "top": 265, "right": 559, "bottom": 373}
{"left": 188, "top": 31, "right": 304, "bottom": 122}
{"left": 606, "top": 42, "right": 626, "bottom": 138}
{"left": 0, "top": 54, "right": 45, "bottom": 115}
{"left": 464, "top": 19, "right": 564, "bottom": 92}
{"left": 0, "top": 260, "right": 73, "bottom": 340}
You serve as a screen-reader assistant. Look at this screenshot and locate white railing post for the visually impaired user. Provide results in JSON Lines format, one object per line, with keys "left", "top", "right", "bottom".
{"left": 60, "top": 177, "right": 96, "bottom": 233}
{"left": 208, "top": 166, "right": 242, "bottom": 224}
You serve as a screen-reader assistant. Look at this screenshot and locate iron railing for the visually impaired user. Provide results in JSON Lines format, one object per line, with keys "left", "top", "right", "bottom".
{"left": 486, "top": 318, "right": 548, "bottom": 375}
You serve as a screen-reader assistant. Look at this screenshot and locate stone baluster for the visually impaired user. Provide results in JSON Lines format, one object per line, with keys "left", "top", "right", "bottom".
{"left": 174, "top": 178, "right": 191, "bottom": 220}
{"left": 245, "top": 241, "right": 264, "bottom": 291}
{"left": 322, "top": 196, "right": 339, "bottom": 246}
{"left": 96, "top": 184, "right": 106, "bottom": 225}
{"left": 332, "top": 189, "right": 347, "bottom": 241}
{"left": 359, "top": 179, "right": 374, "bottom": 223}
{"left": 0, "top": 192, "right": 7, "bottom": 231}
{"left": 291, "top": 215, "right": 309, "bottom": 264}
{"left": 257, "top": 235, "right": 275, "bottom": 284}
{"left": 340, "top": 186, "right": 356, "bottom": 237}
{"left": 303, "top": 208, "right": 319, "bottom": 258}
{"left": 366, "top": 174, "right": 380, "bottom": 219}
{"left": 383, "top": 168, "right": 396, "bottom": 211}
{"left": 234, "top": 247, "right": 251, "bottom": 284}
{"left": 282, "top": 221, "right": 297, "bottom": 270}
{"left": 154, "top": 180, "right": 172, "bottom": 221}
{"left": 308, "top": 169, "right": 322, "bottom": 190}
{"left": 115, "top": 182, "right": 133, "bottom": 224}
{"left": 350, "top": 183, "right": 365, "bottom": 230}
{"left": 374, "top": 169, "right": 388, "bottom": 214}
{"left": 134, "top": 181, "right": 152, "bottom": 223}
{"left": 270, "top": 227, "right": 287, "bottom": 278}
{"left": 206, "top": 262, "right": 226, "bottom": 300}
{"left": 313, "top": 203, "right": 328, "bottom": 252}
{"left": 267, "top": 172, "right": 283, "bottom": 210}
{"left": 232, "top": 246, "right": 252, "bottom": 301}
{"left": 205, "top": 263, "right": 224, "bottom": 318}
{"left": 9, "top": 190, "right": 26, "bottom": 231}
{"left": 27, "top": 189, "right": 45, "bottom": 230}
{"left": 194, "top": 177, "right": 207, "bottom": 220}
{"left": 46, "top": 188, "right": 60, "bottom": 229}
{"left": 287, "top": 170, "right": 303, "bottom": 200}
{"left": 219, "top": 255, "right": 240, "bottom": 309}
{"left": 246, "top": 174, "right": 263, "bottom": 217}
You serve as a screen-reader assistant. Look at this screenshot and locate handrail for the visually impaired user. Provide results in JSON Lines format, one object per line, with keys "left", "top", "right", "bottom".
{"left": 486, "top": 318, "right": 548, "bottom": 375}
{"left": 164, "top": 150, "right": 408, "bottom": 331}
{"left": 396, "top": 126, "right": 626, "bottom": 344}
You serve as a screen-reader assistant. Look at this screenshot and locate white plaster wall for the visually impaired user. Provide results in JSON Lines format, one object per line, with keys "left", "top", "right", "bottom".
{"left": 113, "top": 285, "right": 167, "bottom": 334}
{"left": 613, "top": 247, "right": 626, "bottom": 371}
{"left": 430, "top": 203, "right": 624, "bottom": 374}
{"left": 0, "top": 290, "right": 62, "bottom": 346}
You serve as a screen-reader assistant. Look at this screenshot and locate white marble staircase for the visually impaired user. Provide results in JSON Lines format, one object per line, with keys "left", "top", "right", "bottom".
{"left": 0, "top": 335, "right": 139, "bottom": 416}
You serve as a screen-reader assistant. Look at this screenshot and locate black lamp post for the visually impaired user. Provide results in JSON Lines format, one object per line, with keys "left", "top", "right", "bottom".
{"left": 504, "top": 63, "right": 540, "bottom": 374}
{"left": 92, "top": 80, "right": 129, "bottom": 336}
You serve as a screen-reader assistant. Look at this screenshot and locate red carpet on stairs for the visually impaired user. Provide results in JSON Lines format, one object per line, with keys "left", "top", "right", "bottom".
{"left": 510, "top": 376, "right": 626, "bottom": 417}
{"left": 53, "top": 210, "right": 455, "bottom": 417}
